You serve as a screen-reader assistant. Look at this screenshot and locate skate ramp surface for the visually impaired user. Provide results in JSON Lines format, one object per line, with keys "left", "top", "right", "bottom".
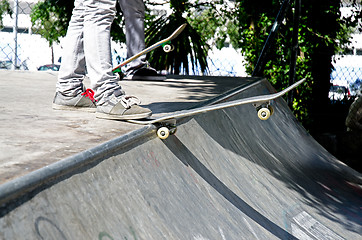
{"left": 0, "top": 78, "right": 361, "bottom": 239}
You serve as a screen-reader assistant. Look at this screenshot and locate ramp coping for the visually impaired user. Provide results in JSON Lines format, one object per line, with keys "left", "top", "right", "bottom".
{"left": 0, "top": 126, "right": 153, "bottom": 206}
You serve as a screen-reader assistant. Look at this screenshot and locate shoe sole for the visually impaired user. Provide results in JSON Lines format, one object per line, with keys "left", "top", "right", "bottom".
{"left": 123, "top": 75, "right": 166, "bottom": 81}
{"left": 95, "top": 111, "right": 152, "bottom": 120}
{"left": 52, "top": 103, "right": 96, "bottom": 113}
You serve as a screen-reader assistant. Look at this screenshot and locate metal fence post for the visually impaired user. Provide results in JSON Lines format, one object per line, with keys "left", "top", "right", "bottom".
{"left": 12, "top": 0, "right": 19, "bottom": 70}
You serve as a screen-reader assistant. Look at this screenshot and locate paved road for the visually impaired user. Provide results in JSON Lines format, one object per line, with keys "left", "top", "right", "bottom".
{"left": 0, "top": 75, "right": 361, "bottom": 239}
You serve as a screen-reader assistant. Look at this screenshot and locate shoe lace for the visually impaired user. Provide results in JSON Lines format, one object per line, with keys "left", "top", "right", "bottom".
{"left": 119, "top": 95, "right": 141, "bottom": 109}
{"left": 81, "top": 89, "right": 97, "bottom": 102}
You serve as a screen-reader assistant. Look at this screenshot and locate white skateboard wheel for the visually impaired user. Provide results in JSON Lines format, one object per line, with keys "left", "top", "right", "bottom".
{"left": 257, "top": 107, "right": 271, "bottom": 120}
{"left": 163, "top": 44, "right": 173, "bottom": 53}
{"left": 157, "top": 127, "right": 170, "bottom": 139}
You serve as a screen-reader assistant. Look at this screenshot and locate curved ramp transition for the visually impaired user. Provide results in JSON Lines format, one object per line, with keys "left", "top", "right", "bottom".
{"left": 0, "top": 79, "right": 361, "bottom": 240}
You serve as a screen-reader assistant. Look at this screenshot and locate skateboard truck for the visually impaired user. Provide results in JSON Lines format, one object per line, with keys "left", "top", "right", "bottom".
{"left": 156, "top": 119, "right": 177, "bottom": 140}
{"left": 253, "top": 101, "right": 274, "bottom": 120}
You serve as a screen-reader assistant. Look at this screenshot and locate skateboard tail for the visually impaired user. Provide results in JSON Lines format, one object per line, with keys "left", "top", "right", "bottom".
{"left": 167, "top": 23, "right": 187, "bottom": 41}
{"left": 112, "top": 23, "right": 187, "bottom": 73}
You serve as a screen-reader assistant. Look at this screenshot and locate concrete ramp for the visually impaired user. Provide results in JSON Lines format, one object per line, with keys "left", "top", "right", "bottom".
{"left": 0, "top": 79, "right": 361, "bottom": 239}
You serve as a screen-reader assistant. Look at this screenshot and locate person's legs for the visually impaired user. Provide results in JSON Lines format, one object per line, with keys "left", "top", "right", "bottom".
{"left": 118, "top": 0, "right": 146, "bottom": 70}
{"left": 118, "top": 0, "right": 164, "bottom": 80}
{"left": 53, "top": 0, "right": 96, "bottom": 112}
{"left": 56, "top": 0, "right": 120, "bottom": 103}
{"left": 82, "top": 0, "right": 151, "bottom": 119}
{"left": 54, "top": 0, "right": 151, "bottom": 119}
{"left": 83, "top": 0, "right": 123, "bottom": 104}
{"left": 56, "top": 0, "right": 87, "bottom": 97}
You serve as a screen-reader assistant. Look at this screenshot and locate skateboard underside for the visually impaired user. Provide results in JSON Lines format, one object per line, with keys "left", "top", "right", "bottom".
{"left": 129, "top": 78, "right": 306, "bottom": 139}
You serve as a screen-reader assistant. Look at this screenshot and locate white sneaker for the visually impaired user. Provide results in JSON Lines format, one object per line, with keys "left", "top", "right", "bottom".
{"left": 96, "top": 95, "right": 152, "bottom": 120}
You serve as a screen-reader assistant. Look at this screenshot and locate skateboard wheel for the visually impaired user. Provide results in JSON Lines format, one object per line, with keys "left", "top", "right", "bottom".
{"left": 257, "top": 107, "right": 271, "bottom": 120}
{"left": 163, "top": 44, "right": 173, "bottom": 52}
{"left": 157, "top": 127, "right": 170, "bottom": 139}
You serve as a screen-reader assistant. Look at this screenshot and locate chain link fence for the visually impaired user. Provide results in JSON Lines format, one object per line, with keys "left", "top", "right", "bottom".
{"left": 330, "top": 37, "right": 362, "bottom": 100}
{"left": 330, "top": 2, "right": 362, "bottom": 100}
{"left": 0, "top": 0, "right": 50, "bottom": 71}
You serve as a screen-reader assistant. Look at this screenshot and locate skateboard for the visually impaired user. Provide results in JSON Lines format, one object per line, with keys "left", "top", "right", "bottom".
{"left": 129, "top": 78, "right": 306, "bottom": 139}
{"left": 112, "top": 23, "right": 187, "bottom": 74}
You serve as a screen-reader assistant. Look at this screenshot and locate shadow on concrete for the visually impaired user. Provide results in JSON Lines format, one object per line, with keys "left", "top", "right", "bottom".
{"left": 193, "top": 81, "right": 362, "bottom": 232}
{"left": 164, "top": 135, "right": 298, "bottom": 239}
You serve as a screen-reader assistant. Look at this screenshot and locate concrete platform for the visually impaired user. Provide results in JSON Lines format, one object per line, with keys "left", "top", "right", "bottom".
{"left": 0, "top": 70, "right": 250, "bottom": 184}
{"left": 0, "top": 75, "right": 361, "bottom": 239}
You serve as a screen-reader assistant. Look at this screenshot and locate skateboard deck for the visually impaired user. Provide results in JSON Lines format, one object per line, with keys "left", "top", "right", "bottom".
{"left": 129, "top": 78, "right": 306, "bottom": 139}
{"left": 112, "top": 23, "right": 187, "bottom": 73}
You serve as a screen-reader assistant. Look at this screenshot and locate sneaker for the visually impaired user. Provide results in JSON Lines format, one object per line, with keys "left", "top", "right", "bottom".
{"left": 95, "top": 94, "right": 152, "bottom": 120}
{"left": 124, "top": 65, "right": 166, "bottom": 81}
{"left": 52, "top": 89, "right": 97, "bottom": 112}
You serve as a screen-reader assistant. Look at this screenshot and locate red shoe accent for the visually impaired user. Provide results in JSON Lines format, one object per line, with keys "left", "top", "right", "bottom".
{"left": 81, "top": 89, "right": 97, "bottom": 102}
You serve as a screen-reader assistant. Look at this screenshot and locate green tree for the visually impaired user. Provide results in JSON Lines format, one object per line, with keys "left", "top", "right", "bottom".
{"left": 0, "top": 0, "right": 11, "bottom": 29}
{"left": 30, "top": 0, "right": 73, "bottom": 46}
{"left": 30, "top": 0, "right": 127, "bottom": 62}
{"left": 145, "top": 0, "right": 208, "bottom": 74}
{"left": 30, "top": 0, "right": 73, "bottom": 63}
{"left": 189, "top": 0, "right": 361, "bottom": 132}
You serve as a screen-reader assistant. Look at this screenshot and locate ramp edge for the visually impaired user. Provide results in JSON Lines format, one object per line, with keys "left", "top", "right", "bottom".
{"left": 0, "top": 125, "right": 154, "bottom": 206}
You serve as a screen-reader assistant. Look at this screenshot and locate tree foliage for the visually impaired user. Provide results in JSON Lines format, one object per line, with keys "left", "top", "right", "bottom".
{"left": 189, "top": 0, "right": 361, "bottom": 132}
{"left": 30, "top": 0, "right": 73, "bottom": 46}
{"left": 29, "top": 1, "right": 125, "bottom": 45}
{"left": 0, "top": 0, "right": 11, "bottom": 29}
{"left": 144, "top": 0, "right": 208, "bottom": 74}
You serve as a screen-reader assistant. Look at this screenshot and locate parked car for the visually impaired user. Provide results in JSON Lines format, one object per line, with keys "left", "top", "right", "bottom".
{"left": 0, "top": 60, "right": 12, "bottom": 69}
{"left": 349, "top": 78, "right": 361, "bottom": 96}
{"left": 331, "top": 33, "right": 362, "bottom": 97}
{"left": 38, "top": 64, "right": 60, "bottom": 71}
{"left": 329, "top": 85, "right": 350, "bottom": 101}
{"left": 0, "top": 60, "right": 28, "bottom": 70}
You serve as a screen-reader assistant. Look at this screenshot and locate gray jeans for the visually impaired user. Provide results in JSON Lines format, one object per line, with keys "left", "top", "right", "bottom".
{"left": 57, "top": 0, "right": 145, "bottom": 104}
{"left": 119, "top": 0, "right": 147, "bottom": 71}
